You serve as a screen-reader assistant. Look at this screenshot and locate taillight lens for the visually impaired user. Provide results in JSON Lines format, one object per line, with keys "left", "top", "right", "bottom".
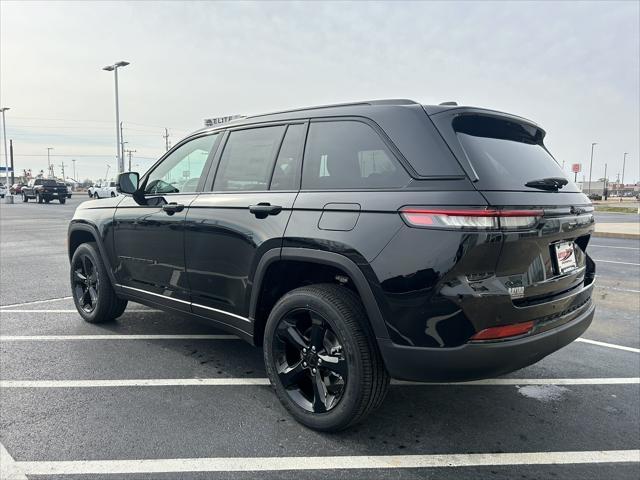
{"left": 399, "top": 208, "right": 543, "bottom": 231}
{"left": 470, "top": 320, "right": 535, "bottom": 341}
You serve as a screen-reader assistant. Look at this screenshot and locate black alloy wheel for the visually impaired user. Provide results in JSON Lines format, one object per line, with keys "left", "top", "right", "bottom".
{"left": 70, "top": 242, "right": 128, "bottom": 323}
{"left": 272, "top": 308, "right": 348, "bottom": 413}
{"left": 264, "top": 284, "right": 389, "bottom": 431}
{"left": 72, "top": 253, "right": 99, "bottom": 314}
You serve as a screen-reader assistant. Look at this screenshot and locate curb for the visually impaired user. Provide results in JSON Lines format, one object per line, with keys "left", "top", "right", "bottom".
{"left": 593, "top": 231, "right": 640, "bottom": 240}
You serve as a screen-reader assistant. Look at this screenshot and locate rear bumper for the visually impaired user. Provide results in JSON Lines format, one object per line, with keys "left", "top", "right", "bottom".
{"left": 378, "top": 300, "right": 594, "bottom": 382}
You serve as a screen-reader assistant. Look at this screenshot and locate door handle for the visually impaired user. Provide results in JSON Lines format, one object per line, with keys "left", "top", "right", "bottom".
{"left": 162, "top": 202, "right": 185, "bottom": 215}
{"left": 249, "top": 203, "right": 282, "bottom": 219}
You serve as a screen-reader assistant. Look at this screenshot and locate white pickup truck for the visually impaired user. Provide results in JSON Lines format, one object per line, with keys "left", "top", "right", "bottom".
{"left": 88, "top": 181, "right": 118, "bottom": 199}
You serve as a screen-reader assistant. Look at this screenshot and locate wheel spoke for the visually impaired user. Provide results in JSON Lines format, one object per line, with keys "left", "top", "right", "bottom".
{"left": 73, "top": 269, "right": 86, "bottom": 282}
{"left": 311, "top": 371, "right": 328, "bottom": 413}
{"left": 277, "top": 321, "right": 308, "bottom": 351}
{"left": 88, "top": 286, "right": 98, "bottom": 306}
{"left": 278, "top": 361, "right": 306, "bottom": 388}
{"left": 319, "top": 354, "right": 347, "bottom": 378}
{"left": 82, "top": 256, "right": 92, "bottom": 278}
{"left": 309, "top": 315, "right": 326, "bottom": 351}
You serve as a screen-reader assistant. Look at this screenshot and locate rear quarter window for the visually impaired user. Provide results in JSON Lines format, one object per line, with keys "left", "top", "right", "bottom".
{"left": 302, "top": 120, "right": 410, "bottom": 190}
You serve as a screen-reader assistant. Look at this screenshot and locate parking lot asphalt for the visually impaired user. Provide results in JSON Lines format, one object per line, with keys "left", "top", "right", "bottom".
{"left": 1, "top": 197, "right": 639, "bottom": 479}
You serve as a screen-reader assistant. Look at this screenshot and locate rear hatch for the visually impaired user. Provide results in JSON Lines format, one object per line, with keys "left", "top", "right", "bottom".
{"left": 42, "top": 179, "right": 67, "bottom": 195}
{"left": 428, "top": 108, "right": 595, "bottom": 304}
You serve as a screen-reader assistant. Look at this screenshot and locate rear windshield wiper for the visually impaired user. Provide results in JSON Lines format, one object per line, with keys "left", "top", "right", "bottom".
{"left": 525, "top": 177, "right": 568, "bottom": 191}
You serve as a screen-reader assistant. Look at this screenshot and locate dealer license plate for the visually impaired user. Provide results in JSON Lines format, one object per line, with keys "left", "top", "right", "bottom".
{"left": 554, "top": 241, "right": 577, "bottom": 274}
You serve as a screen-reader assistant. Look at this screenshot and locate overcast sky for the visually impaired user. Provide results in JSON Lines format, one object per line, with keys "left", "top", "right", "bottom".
{"left": 1, "top": 0, "right": 638, "bottom": 183}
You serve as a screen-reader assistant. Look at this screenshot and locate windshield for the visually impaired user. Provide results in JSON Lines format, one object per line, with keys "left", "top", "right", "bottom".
{"left": 453, "top": 115, "right": 579, "bottom": 192}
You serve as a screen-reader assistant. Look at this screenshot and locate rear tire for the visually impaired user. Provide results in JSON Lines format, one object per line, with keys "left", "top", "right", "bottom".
{"left": 70, "top": 242, "right": 128, "bottom": 323}
{"left": 264, "top": 283, "right": 389, "bottom": 431}
{"left": 59, "top": 197, "right": 66, "bottom": 204}
{"left": 22, "top": 193, "right": 28, "bottom": 202}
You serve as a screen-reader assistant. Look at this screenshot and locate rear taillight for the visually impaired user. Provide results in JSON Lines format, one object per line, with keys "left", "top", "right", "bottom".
{"left": 399, "top": 207, "right": 543, "bottom": 231}
{"left": 470, "top": 320, "right": 535, "bottom": 341}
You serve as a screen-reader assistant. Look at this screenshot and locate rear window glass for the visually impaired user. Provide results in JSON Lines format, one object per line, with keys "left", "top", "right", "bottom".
{"left": 302, "top": 121, "right": 409, "bottom": 190}
{"left": 453, "top": 115, "right": 579, "bottom": 192}
{"left": 42, "top": 179, "right": 57, "bottom": 186}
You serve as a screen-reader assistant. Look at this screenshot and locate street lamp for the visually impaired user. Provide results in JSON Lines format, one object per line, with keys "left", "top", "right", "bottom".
{"left": 102, "top": 60, "right": 130, "bottom": 174}
{"left": 588, "top": 142, "right": 597, "bottom": 195}
{"left": 0, "top": 107, "right": 9, "bottom": 196}
{"left": 622, "top": 152, "right": 628, "bottom": 187}
{"left": 72, "top": 159, "right": 77, "bottom": 182}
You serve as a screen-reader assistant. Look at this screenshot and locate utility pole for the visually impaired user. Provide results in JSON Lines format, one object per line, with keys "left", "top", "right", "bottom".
{"left": 125, "top": 149, "right": 136, "bottom": 171}
{"left": 120, "top": 121, "right": 126, "bottom": 165}
{"left": 163, "top": 128, "right": 170, "bottom": 152}
{"left": 588, "top": 142, "right": 597, "bottom": 195}
{"left": 9, "top": 139, "right": 14, "bottom": 184}
{"left": 622, "top": 152, "right": 628, "bottom": 186}
{"left": 47, "top": 147, "right": 54, "bottom": 178}
{"left": 60, "top": 160, "right": 66, "bottom": 181}
{"left": 603, "top": 163, "right": 608, "bottom": 200}
{"left": 1, "top": 107, "right": 10, "bottom": 196}
{"left": 72, "top": 159, "right": 77, "bottom": 182}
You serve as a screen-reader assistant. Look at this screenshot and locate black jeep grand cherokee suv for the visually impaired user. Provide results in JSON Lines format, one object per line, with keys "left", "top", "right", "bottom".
{"left": 68, "top": 100, "right": 595, "bottom": 431}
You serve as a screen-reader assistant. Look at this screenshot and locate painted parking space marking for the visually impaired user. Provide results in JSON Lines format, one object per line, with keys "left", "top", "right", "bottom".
{"left": 0, "top": 296, "right": 73, "bottom": 309}
{"left": 0, "top": 334, "right": 239, "bottom": 341}
{"left": 597, "top": 285, "right": 640, "bottom": 294}
{"left": 576, "top": 338, "right": 640, "bottom": 353}
{"left": 0, "top": 442, "right": 28, "bottom": 480}
{"left": 0, "top": 309, "right": 160, "bottom": 313}
{"left": 13, "top": 450, "right": 640, "bottom": 475}
{"left": 592, "top": 259, "right": 640, "bottom": 266}
{"left": 590, "top": 244, "right": 640, "bottom": 250}
{"left": 1, "top": 377, "right": 637, "bottom": 389}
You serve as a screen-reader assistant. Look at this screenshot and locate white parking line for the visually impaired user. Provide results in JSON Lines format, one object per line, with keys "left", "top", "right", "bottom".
{"left": 0, "top": 309, "right": 160, "bottom": 313}
{"left": 576, "top": 338, "right": 640, "bottom": 353}
{"left": 0, "top": 296, "right": 73, "bottom": 309}
{"left": 14, "top": 450, "right": 640, "bottom": 475}
{"left": 0, "top": 334, "right": 239, "bottom": 341}
{"left": 591, "top": 244, "right": 640, "bottom": 250}
{"left": 0, "top": 442, "right": 28, "bottom": 480}
{"left": 597, "top": 285, "right": 640, "bottom": 294}
{"left": 593, "top": 259, "right": 640, "bottom": 266}
{"left": 1, "top": 377, "right": 637, "bottom": 389}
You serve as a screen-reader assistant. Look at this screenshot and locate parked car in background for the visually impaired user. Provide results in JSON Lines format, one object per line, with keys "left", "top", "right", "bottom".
{"left": 10, "top": 183, "right": 24, "bottom": 194}
{"left": 22, "top": 178, "right": 68, "bottom": 203}
{"left": 88, "top": 181, "right": 118, "bottom": 199}
{"left": 68, "top": 99, "right": 596, "bottom": 431}
{"left": 0, "top": 183, "right": 6, "bottom": 198}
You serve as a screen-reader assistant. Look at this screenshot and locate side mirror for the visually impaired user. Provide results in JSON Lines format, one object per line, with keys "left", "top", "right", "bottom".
{"left": 117, "top": 172, "right": 139, "bottom": 195}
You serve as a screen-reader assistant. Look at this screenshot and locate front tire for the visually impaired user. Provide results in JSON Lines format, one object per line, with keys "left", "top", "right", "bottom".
{"left": 110, "top": 192, "right": 116, "bottom": 197}
{"left": 264, "top": 284, "right": 389, "bottom": 431}
{"left": 36, "top": 193, "right": 43, "bottom": 203}
{"left": 70, "top": 242, "right": 128, "bottom": 323}
{"left": 22, "top": 193, "right": 28, "bottom": 202}
{"left": 93, "top": 192, "right": 99, "bottom": 199}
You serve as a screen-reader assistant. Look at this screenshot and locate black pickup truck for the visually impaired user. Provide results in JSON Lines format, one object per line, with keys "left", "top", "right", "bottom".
{"left": 22, "top": 178, "right": 68, "bottom": 204}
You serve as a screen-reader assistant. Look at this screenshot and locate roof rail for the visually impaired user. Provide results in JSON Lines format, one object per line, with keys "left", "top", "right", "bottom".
{"left": 246, "top": 99, "right": 419, "bottom": 120}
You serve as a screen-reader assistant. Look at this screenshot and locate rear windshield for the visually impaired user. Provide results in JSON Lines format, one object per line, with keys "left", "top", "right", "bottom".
{"left": 42, "top": 179, "right": 57, "bottom": 186}
{"left": 453, "top": 115, "right": 579, "bottom": 192}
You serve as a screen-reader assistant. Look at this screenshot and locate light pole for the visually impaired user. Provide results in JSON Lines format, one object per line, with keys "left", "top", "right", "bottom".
{"left": 47, "top": 147, "right": 54, "bottom": 178}
{"left": 588, "top": 142, "right": 597, "bottom": 195}
{"left": 102, "top": 61, "right": 130, "bottom": 174}
{"left": 621, "top": 152, "right": 628, "bottom": 187}
{"left": 0, "top": 107, "right": 9, "bottom": 195}
{"left": 72, "top": 159, "right": 77, "bottom": 182}
{"left": 603, "top": 163, "right": 608, "bottom": 200}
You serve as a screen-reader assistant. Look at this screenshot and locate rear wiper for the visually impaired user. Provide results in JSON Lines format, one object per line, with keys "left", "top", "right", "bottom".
{"left": 525, "top": 177, "right": 568, "bottom": 191}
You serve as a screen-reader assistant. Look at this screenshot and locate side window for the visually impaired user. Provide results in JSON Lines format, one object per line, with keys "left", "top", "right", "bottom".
{"left": 145, "top": 134, "right": 218, "bottom": 195}
{"left": 270, "top": 123, "right": 306, "bottom": 191}
{"left": 213, "top": 125, "right": 285, "bottom": 192}
{"left": 302, "top": 121, "right": 409, "bottom": 189}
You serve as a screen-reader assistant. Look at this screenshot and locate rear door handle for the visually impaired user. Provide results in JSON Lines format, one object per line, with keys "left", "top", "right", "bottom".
{"left": 249, "top": 203, "right": 282, "bottom": 219}
{"left": 162, "top": 202, "right": 185, "bottom": 215}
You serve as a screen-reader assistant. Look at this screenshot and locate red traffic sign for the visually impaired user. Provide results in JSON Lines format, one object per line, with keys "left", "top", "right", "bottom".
{"left": 571, "top": 163, "right": 581, "bottom": 173}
